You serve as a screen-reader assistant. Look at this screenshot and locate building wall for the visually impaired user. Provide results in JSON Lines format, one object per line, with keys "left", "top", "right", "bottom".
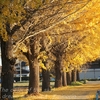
{"left": 79, "top": 69, "right": 100, "bottom": 79}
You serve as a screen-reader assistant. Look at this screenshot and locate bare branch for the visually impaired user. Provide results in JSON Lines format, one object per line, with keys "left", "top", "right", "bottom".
{"left": 15, "top": 0, "right": 90, "bottom": 45}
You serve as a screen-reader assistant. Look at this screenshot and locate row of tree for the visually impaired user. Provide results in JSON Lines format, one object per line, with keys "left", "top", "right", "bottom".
{"left": 1, "top": 0, "right": 100, "bottom": 99}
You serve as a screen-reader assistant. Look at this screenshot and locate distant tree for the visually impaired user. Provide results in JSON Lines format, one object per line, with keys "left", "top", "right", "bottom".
{"left": 71, "top": 68, "right": 77, "bottom": 82}
{"left": 67, "top": 71, "right": 72, "bottom": 85}
{"left": 76, "top": 69, "right": 80, "bottom": 81}
{"left": 51, "top": 42, "right": 67, "bottom": 87}
{"left": 39, "top": 34, "right": 51, "bottom": 91}
{"left": 62, "top": 67, "right": 67, "bottom": 86}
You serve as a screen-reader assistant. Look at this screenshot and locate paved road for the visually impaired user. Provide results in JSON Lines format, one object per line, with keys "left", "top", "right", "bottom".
{"left": 86, "top": 81, "right": 100, "bottom": 84}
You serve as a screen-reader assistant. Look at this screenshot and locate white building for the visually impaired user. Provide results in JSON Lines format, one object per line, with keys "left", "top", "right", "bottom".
{"left": 79, "top": 60, "right": 100, "bottom": 80}
{"left": 79, "top": 69, "right": 100, "bottom": 80}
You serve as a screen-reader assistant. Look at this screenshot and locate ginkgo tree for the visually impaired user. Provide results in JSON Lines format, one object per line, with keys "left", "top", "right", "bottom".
{"left": 11, "top": 0, "right": 100, "bottom": 97}
{"left": 0, "top": 0, "right": 91, "bottom": 99}
{"left": 0, "top": 0, "right": 99, "bottom": 100}
{"left": 0, "top": 1, "right": 26, "bottom": 100}
{"left": 58, "top": 0, "right": 100, "bottom": 84}
{"left": 0, "top": 0, "right": 45, "bottom": 99}
{"left": 12, "top": 0, "right": 91, "bottom": 97}
{"left": 24, "top": 0, "right": 100, "bottom": 92}
{"left": 44, "top": 0, "right": 100, "bottom": 87}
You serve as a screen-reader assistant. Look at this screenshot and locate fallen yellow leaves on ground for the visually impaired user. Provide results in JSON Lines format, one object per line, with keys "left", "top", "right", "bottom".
{"left": 14, "top": 83, "right": 99, "bottom": 100}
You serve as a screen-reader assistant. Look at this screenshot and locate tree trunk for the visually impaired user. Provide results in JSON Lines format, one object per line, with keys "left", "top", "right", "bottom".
{"left": 77, "top": 69, "right": 80, "bottom": 81}
{"left": 67, "top": 71, "right": 72, "bottom": 85}
{"left": 42, "top": 68, "right": 51, "bottom": 91}
{"left": 28, "top": 58, "right": 39, "bottom": 95}
{"left": 62, "top": 69, "right": 67, "bottom": 86}
{"left": 1, "top": 37, "right": 16, "bottom": 100}
{"left": 27, "top": 37, "right": 41, "bottom": 95}
{"left": 72, "top": 68, "right": 77, "bottom": 82}
{"left": 55, "top": 61, "right": 62, "bottom": 87}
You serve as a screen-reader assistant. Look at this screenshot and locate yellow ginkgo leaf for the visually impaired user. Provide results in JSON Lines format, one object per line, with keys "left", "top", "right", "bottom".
{"left": 39, "top": 60, "right": 47, "bottom": 70}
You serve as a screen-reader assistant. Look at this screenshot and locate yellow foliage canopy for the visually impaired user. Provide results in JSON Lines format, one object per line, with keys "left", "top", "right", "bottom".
{"left": 53, "top": 0, "right": 100, "bottom": 70}
{"left": 0, "top": 0, "right": 43, "bottom": 41}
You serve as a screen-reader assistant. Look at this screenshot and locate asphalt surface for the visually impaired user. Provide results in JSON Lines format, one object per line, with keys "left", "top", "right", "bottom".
{"left": 86, "top": 81, "right": 100, "bottom": 84}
